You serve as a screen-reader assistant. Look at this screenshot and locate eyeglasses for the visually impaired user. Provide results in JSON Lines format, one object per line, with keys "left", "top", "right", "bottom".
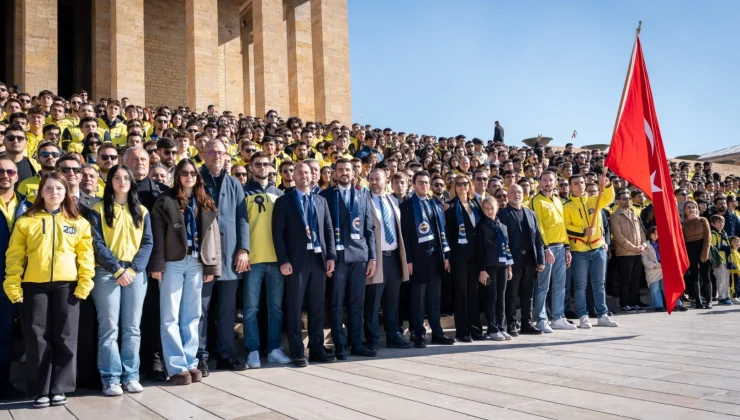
{"left": 268, "top": 172, "right": 277, "bottom": 177}
{"left": 207, "top": 151, "right": 226, "bottom": 157}
{"left": 0, "top": 169, "right": 17, "bottom": 176}
{"left": 252, "top": 162, "right": 271, "bottom": 168}
{"left": 100, "top": 154, "right": 118, "bottom": 161}
{"left": 39, "top": 151, "right": 61, "bottom": 158}
{"left": 156, "top": 119, "right": 168, "bottom": 124}
{"left": 475, "top": 177, "right": 488, "bottom": 182}
{"left": 0, "top": 87, "right": 6, "bottom": 92}
{"left": 161, "top": 150, "right": 177, "bottom": 156}
{"left": 58, "top": 167, "right": 82, "bottom": 174}
{"left": 180, "top": 170, "right": 198, "bottom": 178}
{"left": 243, "top": 148, "right": 256, "bottom": 153}
{"left": 282, "top": 168, "right": 294, "bottom": 173}
{"left": 6, "top": 135, "right": 26, "bottom": 142}
{"left": 234, "top": 172, "right": 248, "bottom": 177}
{"left": 455, "top": 182, "right": 469, "bottom": 187}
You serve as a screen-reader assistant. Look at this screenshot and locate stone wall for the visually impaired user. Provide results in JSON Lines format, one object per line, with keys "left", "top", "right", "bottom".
{"left": 144, "top": 0, "right": 187, "bottom": 108}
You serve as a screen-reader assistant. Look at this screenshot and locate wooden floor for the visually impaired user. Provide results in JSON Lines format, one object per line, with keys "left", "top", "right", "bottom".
{"left": 3, "top": 306, "right": 740, "bottom": 419}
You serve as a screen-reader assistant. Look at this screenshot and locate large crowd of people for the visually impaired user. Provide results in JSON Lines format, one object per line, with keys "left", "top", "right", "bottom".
{"left": 0, "top": 82, "right": 738, "bottom": 409}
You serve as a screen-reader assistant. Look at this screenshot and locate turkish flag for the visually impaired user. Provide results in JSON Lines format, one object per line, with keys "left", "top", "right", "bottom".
{"left": 605, "top": 37, "right": 688, "bottom": 313}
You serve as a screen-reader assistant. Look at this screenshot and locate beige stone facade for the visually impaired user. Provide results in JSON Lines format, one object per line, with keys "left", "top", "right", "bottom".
{"left": 8, "top": 0, "right": 351, "bottom": 124}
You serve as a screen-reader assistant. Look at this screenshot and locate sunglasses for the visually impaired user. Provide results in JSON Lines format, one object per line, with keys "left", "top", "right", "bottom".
{"left": 252, "top": 162, "right": 271, "bottom": 168}
{"left": 58, "top": 167, "right": 82, "bottom": 174}
{"left": 39, "top": 151, "right": 61, "bottom": 158}
{"left": 268, "top": 173, "right": 277, "bottom": 177}
{"left": 146, "top": 149, "right": 157, "bottom": 154}
{"left": 432, "top": 183, "right": 445, "bottom": 188}
{"left": 559, "top": 183, "right": 568, "bottom": 187}
{"left": 455, "top": 182, "right": 469, "bottom": 187}
{"left": 156, "top": 119, "right": 168, "bottom": 124}
{"left": 234, "top": 172, "right": 248, "bottom": 177}
{"left": 208, "top": 151, "right": 226, "bottom": 157}
{"left": 6, "top": 135, "right": 26, "bottom": 142}
{"left": 180, "top": 170, "right": 198, "bottom": 178}
{"left": 475, "top": 177, "right": 488, "bottom": 182}
{"left": 0, "top": 169, "right": 17, "bottom": 176}
{"left": 88, "top": 141, "right": 102, "bottom": 146}
{"left": 100, "top": 154, "right": 118, "bottom": 161}
{"left": 161, "top": 150, "right": 177, "bottom": 156}
{"left": 243, "top": 148, "right": 256, "bottom": 153}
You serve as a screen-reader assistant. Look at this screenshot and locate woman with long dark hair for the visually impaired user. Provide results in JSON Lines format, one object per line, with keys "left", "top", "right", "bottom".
{"left": 682, "top": 200, "right": 712, "bottom": 308}
{"left": 88, "top": 165, "right": 153, "bottom": 396}
{"left": 4, "top": 173, "right": 95, "bottom": 408}
{"left": 444, "top": 174, "right": 484, "bottom": 341}
{"left": 150, "top": 159, "right": 221, "bottom": 385}
{"left": 81, "top": 132, "right": 103, "bottom": 165}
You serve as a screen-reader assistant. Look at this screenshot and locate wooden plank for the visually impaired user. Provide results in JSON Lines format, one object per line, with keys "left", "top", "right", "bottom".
{"left": 204, "top": 370, "right": 376, "bottom": 420}
{"left": 163, "top": 382, "right": 272, "bottom": 419}
{"left": 243, "top": 367, "right": 476, "bottom": 420}
{"left": 7, "top": 406, "right": 77, "bottom": 420}
{"left": 126, "top": 385, "right": 222, "bottom": 420}
{"left": 65, "top": 393, "right": 163, "bottom": 420}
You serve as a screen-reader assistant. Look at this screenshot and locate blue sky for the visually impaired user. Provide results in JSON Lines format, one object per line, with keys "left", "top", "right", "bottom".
{"left": 347, "top": 0, "right": 739, "bottom": 157}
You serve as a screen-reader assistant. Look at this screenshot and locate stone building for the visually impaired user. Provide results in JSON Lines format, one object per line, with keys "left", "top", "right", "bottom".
{"left": 0, "top": 0, "right": 351, "bottom": 123}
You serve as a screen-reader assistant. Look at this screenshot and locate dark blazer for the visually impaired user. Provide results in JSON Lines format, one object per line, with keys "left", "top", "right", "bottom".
{"left": 319, "top": 186, "right": 376, "bottom": 263}
{"left": 497, "top": 206, "right": 545, "bottom": 267}
{"left": 0, "top": 194, "right": 31, "bottom": 283}
{"left": 400, "top": 196, "right": 450, "bottom": 284}
{"left": 136, "top": 177, "right": 168, "bottom": 211}
{"left": 200, "top": 167, "right": 250, "bottom": 280}
{"left": 272, "top": 190, "right": 336, "bottom": 272}
{"left": 444, "top": 199, "right": 478, "bottom": 263}
{"left": 475, "top": 217, "right": 510, "bottom": 271}
{"left": 77, "top": 191, "right": 100, "bottom": 219}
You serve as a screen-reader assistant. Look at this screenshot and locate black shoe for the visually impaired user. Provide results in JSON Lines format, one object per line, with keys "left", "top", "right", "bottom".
{"left": 507, "top": 324, "right": 520, "bottom": 337}
{"left": 335, "top": 354, "right": 348, "bottom": 361}
{"left": 471, "top": 333, "right": 488, "bottom": 341}
{"left": 293, "top": 356, "right": 308, "bottom": 368}
{"left": 431, "top": 335, "right": 456, "bottom": 345}
{"left": 350, "top": 345, "right": 377, "bottom": 357}
{"left": 588, "top": 311, "right": 598, "bottom": 319}
{"left": 414, "top": 340, "right": 426, "bottom": 348}
{"left": 308, "top": 352, "right": 336, "bottom": 363}
{"left": 675, "top": 306, "right": 689, "bottom": 312}
{"left": 323, "top": 347, "right": 335, "bottom": 357}
{"left": 564, "top": 310, "right": 578, "bottom": 320}
{"left": 519, "top": 322, "right": 543, "bottom": 335}
{"left": 235, "top": 310, "right": 244, "bottom": 324}
{"left": 458, "top": 335, "right": 473, "bottom": 343}
{"left": 654, "top": 307, "right": 666, "bottom": 312}
{"left": 147, "top": 369, "right": 167, "bottom": 382}
{"left": 216, "top": 357, "right": 247, "bottom": 371}
{"left": 198, "top": 359, "right": 210, "bottom": 377}
{"left": 386, "top": 335, "right": 412, "bottom": 348}
{"left": 0, "top": 382, "right": 24, "bottom": 400}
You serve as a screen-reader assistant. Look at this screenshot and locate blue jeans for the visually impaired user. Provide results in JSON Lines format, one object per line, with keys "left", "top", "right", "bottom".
{"left": 649, "top": 280, "right": 664, "bottom": 309}
{"left": 159, "top": 256, "right": 203, "bottom": 375}
{"left": 535, "top": 245, "right": 566, "bottom": 322}
{"left": 243, "top": 262, "right": 284, "bottom": 353}
{"left": 571, "top": 247, "right": 608, "bottom": 317}
{"left": 92, "top": 267, "right": 147, "bottom": 386}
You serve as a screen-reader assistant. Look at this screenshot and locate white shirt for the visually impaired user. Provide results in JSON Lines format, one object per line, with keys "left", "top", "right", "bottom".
{"left": 371, "top": 193, "right": 398, "bottom": 251}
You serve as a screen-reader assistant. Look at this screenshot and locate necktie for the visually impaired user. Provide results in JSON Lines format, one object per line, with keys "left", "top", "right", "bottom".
{"left": 342, "top": 189, "right": 349, "bottom": 207}
{"left": 423, "top": 199, "right": 432, "bottom": 219}
{"left": 379, "top": 196, "right": 395, "bottom": 244}
{"left": 302, "top": 195, "right": 310, "bottom": 223}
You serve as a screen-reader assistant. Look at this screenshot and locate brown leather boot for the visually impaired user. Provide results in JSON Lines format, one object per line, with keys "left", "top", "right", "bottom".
{"left": 169, "top": 371, "right": 192, "bottom": 385}
{"left": 189, "top": 368, "right": 203, "bottom": 383}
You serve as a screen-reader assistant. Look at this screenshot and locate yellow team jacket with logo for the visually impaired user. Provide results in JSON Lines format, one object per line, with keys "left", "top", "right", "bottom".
{"left": 98, "top": 118, "right": 128, "bottom": 146}
{"left": 3, "top": 210, "right": 95, "bottom": 303}
{"left": 530, "top": 192, "right": 569, "bottom": 248}
{"left": 563, "top": 186, "right": 615, "bottom": 252}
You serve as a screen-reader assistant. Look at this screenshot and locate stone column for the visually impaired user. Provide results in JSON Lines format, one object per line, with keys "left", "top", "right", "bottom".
{"left": 16, "top": 0, "right": 58, "bottom": 95}
{"left": 252, "top": 0, "right": 289, "bottom": 117}
{"left": 218, "top": 0, "right": 244, "bottom": 113}
{"left": 110, "top": 0, "right": 145, "bottom": 104}
{"left": 311, "top": 0, "right": 351, "bottom": 124}
{"left": 186, "top": 0, "right": 220, "bottom": 112}
{"left": 287, "top": 0, "right": 315, "bottom": 120}
{"left": 240, "top": 8, "right": 256, "bottom": 116}
{"left": 92, "top": 0, "right": 111, "bottom": 101}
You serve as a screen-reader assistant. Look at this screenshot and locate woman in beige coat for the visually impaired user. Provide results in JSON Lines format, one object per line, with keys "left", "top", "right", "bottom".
{"left": 642, "top": 226, "right": 687, "bottom": 312}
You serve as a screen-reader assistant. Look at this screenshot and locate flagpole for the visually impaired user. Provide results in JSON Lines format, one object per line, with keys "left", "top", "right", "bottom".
{"left": 586, "top": 21, "right": 642, "bottom": 244}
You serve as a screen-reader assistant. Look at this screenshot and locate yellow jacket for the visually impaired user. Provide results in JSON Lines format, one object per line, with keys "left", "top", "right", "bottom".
{"left": 4, "top": 210, "right": 95, "bottom": 303}
{"left": 530, "top": 192, "right": 569, "bottom": 248}
{"left": 563, "top": 186, "right": 615, "bottom": 252}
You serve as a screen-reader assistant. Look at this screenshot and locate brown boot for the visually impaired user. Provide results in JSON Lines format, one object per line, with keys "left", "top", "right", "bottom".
{"left": 169, "top": 371, "right": 192, "bottom": 385}
{"left": 189, "top": 368, "right": 203, "bottom": 383}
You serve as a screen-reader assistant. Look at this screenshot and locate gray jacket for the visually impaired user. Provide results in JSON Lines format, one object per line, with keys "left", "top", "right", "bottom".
{"left": 200, "top": 167, "right": 250, "bottom": 280}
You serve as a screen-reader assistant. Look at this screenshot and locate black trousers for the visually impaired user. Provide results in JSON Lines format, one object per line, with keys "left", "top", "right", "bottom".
{"left": 140, "top": 274, "right": 163, "bottom": 374}
{"left": 452, "top": 260, "right": 482, "bottom": 338}
{"left": 685, "top": 240, "right": 712, "bottom": 306}
{"left": 484, "top": 266, "right": 507, "bottom": 333}
{"left": 410, "top": 253, "right": 444, "bottom": 341}
{"left": 286, "top": 253, "right": 326, "bottom": 358}
{"left": 617, "top": 255, "right": 643, "bottom": 307}
{"left": 506, "top": 261, "right": 537, "bottom": 325}
{"left": 198, "top": 279, "right": 239, "bottom": 362}
{"left": 330, "top": 261, "right": 367, "bottom": 353}
{"left": 76, "top": 292, "right": 99, "bottom": 388}
{"left": 0, "top": 292, "right": 15, "bottom": 385}
{"left": 364, "top": 250, "right": 403, "bottom": 346}
{"left": 21, "top": 282, "right": 80, "bottom": 396}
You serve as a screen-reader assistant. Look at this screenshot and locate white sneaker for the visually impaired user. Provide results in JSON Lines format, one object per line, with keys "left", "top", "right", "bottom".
{"left": 103, "top": 383, "right": 123, "bottom": 396}
{"left": 267, "top": 348, "right": 292, "bottom": 364}
{"left": 597, "top": 314, "right": 619, "bottom": 327}
{"left": 537, "top": 320, "right": 553, "bottom": 333}
{"left": 500, "top": 331, "right": 513, "bottom": 340}
{"left": 579, "top": 315, "right": 592, "bottom": 329}
{"left": 551, "top": 318, "right": 577, "bottom": 330}
{"left": 732, "top": 297, "right": 740, "bottom": 305}
{"left": 122, "top": 380, "right": 143, "bottom": 393}
{"left": 247, "top": 350, "right": 261, "bottom": 368}
{"left": 491, "top": 332, "right": 506, "bottom": 341}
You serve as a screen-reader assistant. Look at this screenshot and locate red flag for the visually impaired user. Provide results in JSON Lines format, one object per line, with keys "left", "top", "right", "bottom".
{"left": 605, "top": 35, "right": 688, "bottom": 314}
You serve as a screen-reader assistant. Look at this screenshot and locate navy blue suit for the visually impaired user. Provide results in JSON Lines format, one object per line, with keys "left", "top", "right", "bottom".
{"left": 320, "top": 186, "right": 376, "bottom": 353}
{"left": 273, "top": 190, "right": 336, "bottom": 358}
